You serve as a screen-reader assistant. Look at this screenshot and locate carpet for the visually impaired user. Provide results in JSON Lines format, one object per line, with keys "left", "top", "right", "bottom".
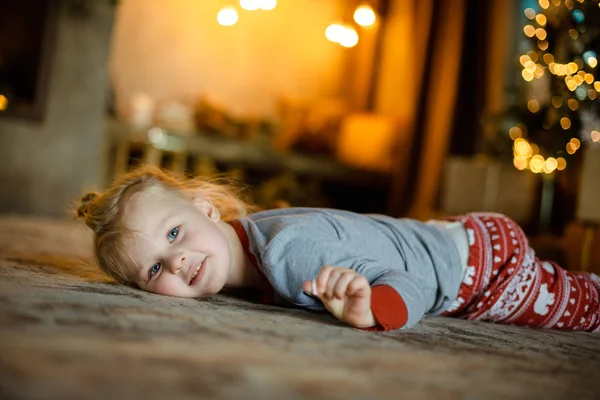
{"left": 0, "top": 216, "right": 598, "bottom": 400}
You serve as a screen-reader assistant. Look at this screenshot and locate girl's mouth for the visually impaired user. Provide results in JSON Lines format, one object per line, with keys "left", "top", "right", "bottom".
{"left": 189, "top": 258, "right": 206, "bottom": 286}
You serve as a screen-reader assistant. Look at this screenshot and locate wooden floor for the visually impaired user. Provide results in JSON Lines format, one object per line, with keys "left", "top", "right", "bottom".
{"left": 1, "top": 216, "right": 599, "bottom": 400}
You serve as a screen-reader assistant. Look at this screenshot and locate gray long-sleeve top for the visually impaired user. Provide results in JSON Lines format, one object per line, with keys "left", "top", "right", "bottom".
{"left": 234, "top": 207, "right": 464, "bottom": 330}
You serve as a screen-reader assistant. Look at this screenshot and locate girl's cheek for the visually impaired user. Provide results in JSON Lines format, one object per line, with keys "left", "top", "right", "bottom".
{"left": 154, "top": 277, "right": 181, "bottom": 296}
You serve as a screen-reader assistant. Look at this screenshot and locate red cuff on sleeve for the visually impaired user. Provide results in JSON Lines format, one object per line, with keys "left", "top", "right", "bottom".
{"left": 361, "top": 284, "right": 408, "bottom": 331}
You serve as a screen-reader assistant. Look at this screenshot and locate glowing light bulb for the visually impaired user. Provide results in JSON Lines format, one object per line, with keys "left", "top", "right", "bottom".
{"left": 560, "top": 117, "right": 571, "bottom": 130}
{"left": 535, "top": 14, "right": 547, "bottom": 26}
{"left": 326, "top": 24, "right": 359, "bottom": 48}
{"left": 514, "top": 156, "right": 528, "bottom": 170}
{"left": 544, "top": 157, "right": 558, "bottom": 174}
{"left": 522, "top": 69, "right": 535, "bottom": 81}
{"left": 240, "top": 0, "right": 259, "bottom": 11}
{"left": 515, "top": 139, "right": 532, "bottom": 156}
{"left": 524, "top": 25, "right": 536, "bottom": 37}
{"left": 524, "top": 8, "right": 536, "bottom": 19}
{"left": 509, "top": 126, "right": 523, "bottom": 140}
{"left": 570, "top": 138, "right": 581, "bottom": 150}
{"left": 339, "top": 26, "right": 359, "bottom": 48}
{"left": 260, "top": 0, "right": 276, "bottom": 10}
{"left": 326, "top": 24, "right": 346, "bottom": 43}
{"left": 527, "top": 100, "right": 540, "bottom": 113}
{"left": 218, "top": 7, "right": 238, "bottom": 26}
{"left": 530, "top": 155, "right": 545, "bottom": 173}
{"left": 354, "top": 4, "right": 377, "bottom": 27}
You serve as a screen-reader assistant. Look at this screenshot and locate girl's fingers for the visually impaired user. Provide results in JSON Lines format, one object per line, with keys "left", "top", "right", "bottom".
{"left": 302, "top": 280, "right": 314, "bottom": 294}
{"left": 346, "top": 275, "right": 370, "bottom": 298}
{"left": 325, "top": 269, "right": 344, "bottom": 299}
{"left": 315, "top": 266, "right": 335, "bottom": 295}
{"left": 332, "top": 272, "right": 357, "bottom": 300}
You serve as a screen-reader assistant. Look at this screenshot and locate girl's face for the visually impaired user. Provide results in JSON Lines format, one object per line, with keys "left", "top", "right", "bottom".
{"left": 121, "top": 187, "right": 232, "bottom": 298}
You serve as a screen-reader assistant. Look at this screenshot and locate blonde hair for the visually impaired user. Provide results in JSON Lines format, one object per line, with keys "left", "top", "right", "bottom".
{"left": 76, "top": 165, "right": 255, "bottom": 285}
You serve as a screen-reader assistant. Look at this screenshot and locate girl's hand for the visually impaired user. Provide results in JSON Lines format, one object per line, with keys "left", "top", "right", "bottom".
{"left": 302, "top": 266, "right": 377, "bottom": 329}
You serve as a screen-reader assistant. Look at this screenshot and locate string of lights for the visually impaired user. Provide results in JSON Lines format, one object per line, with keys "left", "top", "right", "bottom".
{"left": 511, "top": 0, "right": 600, "bottom": 174}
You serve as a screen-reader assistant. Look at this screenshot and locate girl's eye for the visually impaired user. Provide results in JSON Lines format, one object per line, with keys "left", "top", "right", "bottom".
{"left": 149, "top": 263, "right": 161, "bottom": 278}
{"left": 168, "top": 226, "right": 179, "bottom": 243}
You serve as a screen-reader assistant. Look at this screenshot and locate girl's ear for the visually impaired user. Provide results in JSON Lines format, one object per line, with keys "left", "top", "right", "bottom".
{"left": 192, "top": 189, "right": 220, "bottom": 222}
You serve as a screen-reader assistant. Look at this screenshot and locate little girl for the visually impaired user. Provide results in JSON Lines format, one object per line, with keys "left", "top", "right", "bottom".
{"left": 77, "top": 165, "right": 600, "bottom": 332}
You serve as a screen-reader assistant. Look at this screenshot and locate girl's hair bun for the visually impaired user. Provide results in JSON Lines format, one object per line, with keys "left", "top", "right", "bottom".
{"left": 77, "top": 191, "right": 99, "bottom": 218}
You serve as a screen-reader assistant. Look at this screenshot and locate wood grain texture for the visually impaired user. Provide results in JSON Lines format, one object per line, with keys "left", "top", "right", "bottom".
{"left": 0, "top": 216, "right": 599, "bottom": 400}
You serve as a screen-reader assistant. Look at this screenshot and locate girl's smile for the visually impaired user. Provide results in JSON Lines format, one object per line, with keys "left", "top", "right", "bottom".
{"left": 118, "top": 186, "right": 259, "bottom": 298}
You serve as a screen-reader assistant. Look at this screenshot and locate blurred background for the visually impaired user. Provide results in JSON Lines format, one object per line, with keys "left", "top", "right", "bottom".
{"left": 0, "top": 0, "right": 599, "bottom": 273}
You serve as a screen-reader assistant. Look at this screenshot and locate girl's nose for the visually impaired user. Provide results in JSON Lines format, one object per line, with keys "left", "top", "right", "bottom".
{"left": 167, "top": 253, "right": 186, "bottom": 273}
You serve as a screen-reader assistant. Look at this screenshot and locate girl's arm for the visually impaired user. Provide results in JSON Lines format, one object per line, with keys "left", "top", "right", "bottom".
{"left": 302, "top": 266, "right": 427, "bottom": 331}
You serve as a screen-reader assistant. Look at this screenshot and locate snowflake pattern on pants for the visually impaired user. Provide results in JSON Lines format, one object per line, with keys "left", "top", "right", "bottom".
{"left": 442, "top": 213, "right": 600, "bottom": 332}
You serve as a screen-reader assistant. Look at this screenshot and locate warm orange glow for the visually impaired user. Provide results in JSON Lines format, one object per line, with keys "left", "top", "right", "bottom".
{"left": 326, "top": 24, "right": 345, "bottom": 42}
{"left": 520, "top": 55, "right": 531, "bottom": 66}
{"left": 514, "top": 156, "right": 528, "bottom": 170}
{"left": 217, "top": 7, "right": 238, "bottom": 26}
{"left": 326, "top": 24, "right": 358, "bottom": 48}
{"left": 570, "top": 138, "right": 581, "bottom": 150}
{"left": 354, "top": 4, "right": 377, "bottom": 27}
{"left": 530, "top": 155, "right": 544, "bottom": 173}
{"left": 538, "top": 40, "right": 548, "bottom": 51}
{"left": 240, "top": 0, "right": 276, "bottom": 11}
{"left": 240, "top": 0, "right": 259, "bottom": 10}
{"left": 336, "top": 114, "right": 398, "bottom": 172}
{"left": 261, "top": 0, "right": 276, "bottom": 11}
{"left": 557, "top": 157, "right": 567, "bottom": 170}
{"left": 539, "top": 0, "right": 550, "bottom": 9}
{"left": 585, "top": 73, "right": 595, "bottom": 84}
{"left": 527, "top": 50, "right": 539, "bottom": 62}
{"left": 535, "top": 28, "right": 547, "bottom": 40}
{"left": 589, "top": 57, "right": 598, "bottom": 68}
{"left": 535, "top": 14, "right": 547, "bottom": 26}
{"left": 552, "top": 96, "right": 563, "bottom": 108}
{"left": 543, "top": 53, "right": 554, "bottom": 64}
{"left": 567, "top": 62, "right": 578, "bottom": 74}
{"left": 338, "top": 26, "right": 359, "bottom": 48}
{"left": 569, "top": 29, "right": 579, "bottom": 40}
{"left": 527, "top": 100, "right": 540, "bottom": 113}
{"left": 0, "top": 94, "right": 7, "bottom": 111}
{"left": 560, "top": 117, "right": 571, "bottom": 130}
{"left": 524, "top": 60, "right": 536, "bottom": 73}
{"left": 566, "top": 143, "right": 576, "bottom": 154}
{"left": 534, "top": 64, "right": 545, "bottom": 78}
{"left": 589, "top": 90, "right": 598, "bottom": 100}
{"left": 515, "top": 138, "right": 532, "bottom": 156}
{"left": 544, "top": 157, "right": 558, "bottom": 173}
{"left": 524, "top": 25, "right": 536, "bottom": 37}
{"left": 595, "top": 81, "right": 600, "bottom": 91}
{"left": 509, "top": 126, "right": 523, "bottom": 140}
{"left": 522, "top": 69, "right": 534, "bottom": 81}
{"left": 567, "top": 99, "right": 579, "bottom": 111}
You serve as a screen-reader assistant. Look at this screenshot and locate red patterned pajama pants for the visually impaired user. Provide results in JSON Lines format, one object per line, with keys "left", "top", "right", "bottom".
{"left": 442, "top": 213, "right": 600, "bottom": 332}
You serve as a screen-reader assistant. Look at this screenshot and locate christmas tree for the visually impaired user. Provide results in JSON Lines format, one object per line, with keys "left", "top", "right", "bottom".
{"left": 501, "top": 0, "right": 600, "bottom": 174}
